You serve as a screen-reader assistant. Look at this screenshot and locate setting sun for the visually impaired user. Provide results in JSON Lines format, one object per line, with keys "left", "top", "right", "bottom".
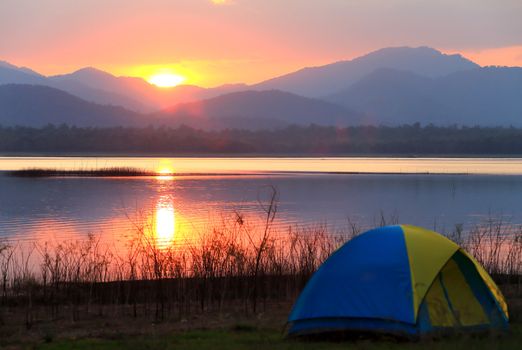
{"left": 156, "top": 159, "right": 175, "bottom": 177}
{"left": 148, "top": 72, "right": 185, "bottom": 88}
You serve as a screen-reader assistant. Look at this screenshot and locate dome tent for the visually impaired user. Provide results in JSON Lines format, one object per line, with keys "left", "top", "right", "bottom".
{"left": 287, "top": 225, "right": 509, "bottom": 337}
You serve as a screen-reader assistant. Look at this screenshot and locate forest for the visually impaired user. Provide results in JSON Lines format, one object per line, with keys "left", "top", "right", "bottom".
{"left": 2, "top": 123, "right": 522, "bottom": 155}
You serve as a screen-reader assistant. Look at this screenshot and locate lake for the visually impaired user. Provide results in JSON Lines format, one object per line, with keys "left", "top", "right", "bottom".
{"left": 1, "top": 157, "right": 522, "bottom": 248}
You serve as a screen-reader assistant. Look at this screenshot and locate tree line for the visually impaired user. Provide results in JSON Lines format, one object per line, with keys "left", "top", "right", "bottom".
{"left": 2, "top": 123, "right": 522, "bottom": 154}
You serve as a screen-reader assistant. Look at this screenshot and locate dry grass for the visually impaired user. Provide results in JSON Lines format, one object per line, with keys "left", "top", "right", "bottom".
{"left": 0, "top": 191, "right": 520, "bottom": 334}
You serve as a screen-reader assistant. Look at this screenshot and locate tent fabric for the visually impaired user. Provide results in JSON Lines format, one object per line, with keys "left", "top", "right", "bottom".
{"left": 430, "top": 258, "right": 488, "bottom": 326}
{"left": 288, "top": 226, "right": 414, "bottom": 324}
{"left": 288, "top": 225, "right": 509, "bottom": 337}
{"left": 422, "top": 272, "right": 456, "bottom": 327}
{"left": 440, "top": 258, "right": 489, "bottom": 326}
{"left": 460, "top": 249, "right": 509, "bottom": 319}
{"left": 417, "top": 250, "right": 507, "bottom": 332}
{"left": 401, "top": 225, "right": 459, "bottom": 319}
{"left": 452, "top": 251, "right": 509, "bottom": 326}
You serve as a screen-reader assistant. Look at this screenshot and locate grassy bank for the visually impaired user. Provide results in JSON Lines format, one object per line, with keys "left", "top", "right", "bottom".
{"left": 6, "top": 321, "right": 522, "bottom": 349}
{"left": 1, "top": 300, "right": 521, "bottom": 349}
{"left": 0, "top": 197, "right": 520, "bottom": 347}
{"left": 38, "top": 327, "right": 522, "bottom": 350}
{"left": 0, "top": 217, "right": 520, "bottom": 320}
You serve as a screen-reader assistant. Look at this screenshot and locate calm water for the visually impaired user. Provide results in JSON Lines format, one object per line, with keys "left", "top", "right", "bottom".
{"left": 1, "top": 157, "right": 522, "bottom": 247}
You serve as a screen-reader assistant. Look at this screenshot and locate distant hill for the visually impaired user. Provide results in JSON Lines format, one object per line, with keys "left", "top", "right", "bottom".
{"left": 2, "top": 47, "right": 522, "bottom": 129}
{"left": 0, "top": 84, "right": 142, "bottom": 127}
{"left": 0, "top": 61, "right": 43, "bottom": 78}
{"left": 254, "top": 47, "right": 479, "bottom": 97}
{"left": 0, "top": 64, "right": 152, "bottom": 112}
{"left": 49, "top": 67, "right": 157, "bottom": 112}
{"left": 326, "top": 67, "right": 522, "bottom": 126}
{"left": 2, "top": 47, "right": 479, "bottom": 111}
{"left": 0, "top": 85, "right": 359, "bottom": 129}
{"left": 0, "top": 64, "right": 47, "bottom": 85}
{"left": 154, "top": 90, "right": 362, "bottom": 129}
{"left": 49, "top": 68, "right": 247, "bottom": 111}
{"left": 0, "top": 63, "right": 247, "bottom": 112}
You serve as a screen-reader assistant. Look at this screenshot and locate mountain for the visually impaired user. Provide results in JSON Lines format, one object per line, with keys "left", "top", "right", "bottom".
{"left": 326, "top": 67, "right": 522, "bottom": 125}
{"left": 0, "top": 85, "right": 358, "bottom": 130}
{"left": 155, "top": 90, "right": 362, "bottom": 129}
{"left": 0, "top": 61, "right": 43, "bottom": 78}
{"left": 0, "top": 63, "right": 247, "bottom": 112}
{"left": 50, "top": 67, "right": 180, "bottom": 111}
{"left": 0, "top": 63, "right": 152, "bottom": 112}
{"left": 254, "top": 47, "right": 479, "bottom": 97}
{"left": 434, "top": 67, "right": 522, "bottom": 125}
{"left": 0, "top": 47, "right": 481, "bottom": 114}
{"left": 49, "top": 68, "right": 247, "bottom": 111}
{"left": 2, "top": 47, "right": 522, "bottom": 128}
{"left": 49, "top": 68, "right": 155, "bottom": 112}
{"left": 0, "top": 63, "right": 47, "bottom": 85}
{"left": 0, "top": 84, "right": 142, "bottom": 127}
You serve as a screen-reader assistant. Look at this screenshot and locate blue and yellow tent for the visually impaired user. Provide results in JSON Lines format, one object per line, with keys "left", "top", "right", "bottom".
{"left": 288, "top": 225, "right": 509, "bottom": 337}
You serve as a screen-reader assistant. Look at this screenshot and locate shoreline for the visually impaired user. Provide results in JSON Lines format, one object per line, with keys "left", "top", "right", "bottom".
{"left": 0, "top": 169, "right": 497, "bottom": 178}
{"left": 2, "top": 156, "right": 522, "bottom": 177}
{"left": 3, "top": 152, "right": 522, "bottom": 158}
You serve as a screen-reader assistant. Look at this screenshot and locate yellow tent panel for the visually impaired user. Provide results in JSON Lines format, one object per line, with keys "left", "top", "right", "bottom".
{"left": 401, "top": 225, "right": 459, "bottom": 320}
{"left": 440, "top": 258, "right": 489, "bottom": 326}
{"left": 460, "top": 249, "right": 509, "bottom": 319}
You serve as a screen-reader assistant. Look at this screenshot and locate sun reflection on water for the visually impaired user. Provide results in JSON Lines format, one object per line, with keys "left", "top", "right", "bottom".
{"left": 156, "top": 174, "right": 175, "bottom": 181}
{"left": 154, "top": 197, "right": 175, "bottom": 246}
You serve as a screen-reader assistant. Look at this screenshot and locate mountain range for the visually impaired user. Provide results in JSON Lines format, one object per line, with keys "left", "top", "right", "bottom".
{"left": 1, "top": 46, "right": 521, "bottom": 129}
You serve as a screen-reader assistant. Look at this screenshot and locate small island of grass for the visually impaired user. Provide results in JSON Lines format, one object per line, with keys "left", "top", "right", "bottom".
{"left": 7, "top": 167, "right": 159, "bottom": 177}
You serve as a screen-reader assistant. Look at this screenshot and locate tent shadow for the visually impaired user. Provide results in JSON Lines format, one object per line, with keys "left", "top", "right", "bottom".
{"left": 288, "top": 328, "right": 509, "bottom": 344}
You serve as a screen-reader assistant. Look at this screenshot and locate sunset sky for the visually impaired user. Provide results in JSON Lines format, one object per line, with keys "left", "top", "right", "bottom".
{"left": 1, "top": 0, "right": 521, "bottom": 87}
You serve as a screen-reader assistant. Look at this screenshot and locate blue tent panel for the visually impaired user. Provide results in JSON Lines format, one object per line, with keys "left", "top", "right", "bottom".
{"left": 288, "top": 226, "right": 415, "bottom": 325}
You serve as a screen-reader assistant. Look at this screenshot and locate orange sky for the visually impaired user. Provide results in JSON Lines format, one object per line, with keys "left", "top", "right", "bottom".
{"left": 452, "top": 46, "right": 522, "bottom": 68}
{"left": 1, "top": 0, "right": 521, "bottom": 87}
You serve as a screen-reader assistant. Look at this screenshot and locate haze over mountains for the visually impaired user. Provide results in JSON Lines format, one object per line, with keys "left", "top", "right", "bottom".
{"left": 1, "top": 47, "right": 521, "bottom": 129}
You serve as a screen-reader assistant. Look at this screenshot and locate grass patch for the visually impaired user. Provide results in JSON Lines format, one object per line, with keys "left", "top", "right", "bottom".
{"left": 231, "top": 323, "right": 258, "bottom": 332}
{"left": 34, "top": 325, "right": 522, "bottom": 350}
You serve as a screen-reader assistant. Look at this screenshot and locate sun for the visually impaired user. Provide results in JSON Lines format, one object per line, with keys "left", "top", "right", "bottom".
{"left": 148, "top": 72, "right": 186, "bottom": 88}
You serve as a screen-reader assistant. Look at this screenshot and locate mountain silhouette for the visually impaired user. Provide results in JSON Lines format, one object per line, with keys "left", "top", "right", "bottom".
{"left": 154, "top": 90, "right": 362, "bottom": 129}
{"left": 254, "top": 47, "right": 479, "bottom": 97}
{"left": 0, "top": 61, "right": 43, "bottom": 77}
{"left": 2, "top": 46, "right": 522, "bottom": 128}
{"left": 326, "top": 67, "right": 522, "bottom": 125}
{"left": 49, "top": 67, "right": 247, "bottom": 111}
{"left": 0, "top": 63, "right": 246, "bottom": 112}
{"left": 0, "top": 84, "right": 142, "bottom": 127}
{"left": 0, "top": 85, "right": 360, "bottom": 129}
{"left": 0, "top": 63, "right": 47, "bottom": 85}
